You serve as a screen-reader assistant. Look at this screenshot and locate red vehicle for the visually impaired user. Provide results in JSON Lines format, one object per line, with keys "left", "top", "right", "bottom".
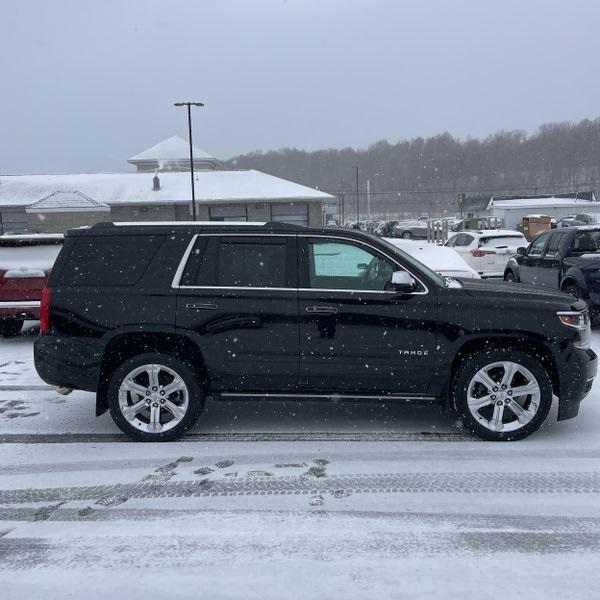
{"left": 0, "top": 234, "right": 63, "bottom": 336}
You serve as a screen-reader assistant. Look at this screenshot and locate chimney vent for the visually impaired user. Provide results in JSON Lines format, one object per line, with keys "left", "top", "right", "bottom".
{"left": 152, "top": 174, "right": 160, "bottom": 191}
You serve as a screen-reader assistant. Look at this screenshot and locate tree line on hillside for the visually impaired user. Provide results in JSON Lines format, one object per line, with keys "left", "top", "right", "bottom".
{"left": 226, "top": 117, "right": 600, "bottom": 219}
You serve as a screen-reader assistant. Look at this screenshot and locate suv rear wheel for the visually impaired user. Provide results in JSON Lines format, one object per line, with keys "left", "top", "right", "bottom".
{"left": 453, "top": 349, "right": 552, "bottom": 441}
{"left": 107, "top": 353, "right": 205, "bottom": 441}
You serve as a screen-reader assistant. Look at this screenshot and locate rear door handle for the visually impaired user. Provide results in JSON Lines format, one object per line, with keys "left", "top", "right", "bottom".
{"left": 305, "top": 305, "right": 338, "bottom": 315}
{"left": 186, "top": 303, "right": 218, "bottom": 310}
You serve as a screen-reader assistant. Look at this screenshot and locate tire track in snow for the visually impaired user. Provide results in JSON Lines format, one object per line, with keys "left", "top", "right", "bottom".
{"left": 2, "top": 471, "right": 599, "bottom": 504}
{"left": 0, "top": 431, "right": 471, "bottom": 444}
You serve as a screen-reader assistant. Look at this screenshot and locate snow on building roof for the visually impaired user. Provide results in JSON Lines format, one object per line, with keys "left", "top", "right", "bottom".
{"left": 26, "top": 190, "right": 110, "bottom": 213}
{"left": 492, "top": 197, "right": 600, "bottom": 209}
{"left": 0, "top": 170, "right": 334, "bottom": 208}
{"left": 128, "top": 136, "right": 215, "bottom": 162}
{"left": 461, "top": 191, "right": 597, "bottom": 211}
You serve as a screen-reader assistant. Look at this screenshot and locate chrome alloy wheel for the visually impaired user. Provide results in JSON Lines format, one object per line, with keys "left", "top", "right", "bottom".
{"left": 118, "top": 363, "right": 189, "bottom": 434}
{"left": 466, "top": 361, "right": 541, "bottom": 433}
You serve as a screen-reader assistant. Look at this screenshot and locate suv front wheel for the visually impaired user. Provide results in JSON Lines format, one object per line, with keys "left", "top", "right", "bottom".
{"left": 453, "top": 349, "right": 552, "bottom": 441}
{"left": 107, "top": 353, "right": 205, "bottom": 441}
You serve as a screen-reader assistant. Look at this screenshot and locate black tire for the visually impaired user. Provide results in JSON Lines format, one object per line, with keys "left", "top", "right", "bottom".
{"left": 400, "top": 231, "right": 413, "bottom": 239}
{"left": 0, "top": 319, "right": 23, "bottom": 337}
{"left": 107, "top": 352, "right": 205, "bottom": 442}
{"left": 504, "top": 271, "right": 517, "bottom": 283}
{"left": 452, "top": 348, "right": 553, "bottom": 441}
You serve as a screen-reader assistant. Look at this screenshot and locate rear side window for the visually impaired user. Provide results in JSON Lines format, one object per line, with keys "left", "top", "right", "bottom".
{"left": 528, "top": 232, "right": 550, "bottom": 256}
{"left": 180, "top": 237, "right": 212, "bottom": 286}
{"left": 56, "top": 235, "right": 163, "bottom": 286}
{"left": 452, "top": 234, "right": 473, "bottom": 247}
{"left": 217, "top": 237, "right": 288, "bottom": 287}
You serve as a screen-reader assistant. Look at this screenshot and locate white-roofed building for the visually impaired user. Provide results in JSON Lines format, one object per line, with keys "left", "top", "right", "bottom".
{"left": 0, "top": 138, "right": 334, "bottom": 232}
{"left": 459, "top": 192, "right": 600, "bottom": 229}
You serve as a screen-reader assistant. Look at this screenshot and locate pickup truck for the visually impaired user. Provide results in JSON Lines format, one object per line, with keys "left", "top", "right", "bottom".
{"left": 0, "top": 234, "right": 63, "bottom": 336}
{"left": 504, "top": 226, "right": 600, "bottom": 314}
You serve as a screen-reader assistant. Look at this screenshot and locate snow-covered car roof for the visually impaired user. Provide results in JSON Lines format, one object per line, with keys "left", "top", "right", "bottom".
{"left": 569, "top": 225, "right": 600, "bottom": 231}
{"left": 384, "top": 238, "right": 480, "bottom": 279}
{"left": 450, "top": 229, "right": 525, "bottom": 238}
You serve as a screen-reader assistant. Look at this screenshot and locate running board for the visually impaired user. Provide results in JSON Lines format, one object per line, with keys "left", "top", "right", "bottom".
{"left": 218, "top": 392, "right": 438, "bottom": 402}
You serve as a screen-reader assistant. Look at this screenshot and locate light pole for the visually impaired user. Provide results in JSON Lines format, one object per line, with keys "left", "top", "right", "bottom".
{"left": 355, "top": 166, "right": 360, "bottom": 227}
{"left": 174, "top": 101, "right": 204, "bottom": 221}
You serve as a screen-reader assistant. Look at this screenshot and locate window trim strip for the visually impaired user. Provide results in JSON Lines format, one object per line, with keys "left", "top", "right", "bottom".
{"left": 171, "top": 232, "right": 429, "bottom": 296}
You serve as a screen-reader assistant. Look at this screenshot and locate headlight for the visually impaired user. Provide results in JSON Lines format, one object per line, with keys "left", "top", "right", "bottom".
{"left": 557, "top": 310, "right": 591, "bottom": 349}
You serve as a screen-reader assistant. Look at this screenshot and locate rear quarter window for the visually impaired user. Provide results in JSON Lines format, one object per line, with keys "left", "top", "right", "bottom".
{"left": 54, "top": 235, "right": 164, "bottom": 286}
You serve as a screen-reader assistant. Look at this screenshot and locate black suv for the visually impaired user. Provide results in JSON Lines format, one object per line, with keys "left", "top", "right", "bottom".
{"left": 35, "top": 222, "right": 597, "bottom": 441}
{"left": 504, "top": 226, "right": 600, "bottom": 314}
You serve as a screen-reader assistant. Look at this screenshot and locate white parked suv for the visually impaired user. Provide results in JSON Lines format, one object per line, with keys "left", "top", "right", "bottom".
{"left": 445, "top": 229, "right": 527, "bottom": 278}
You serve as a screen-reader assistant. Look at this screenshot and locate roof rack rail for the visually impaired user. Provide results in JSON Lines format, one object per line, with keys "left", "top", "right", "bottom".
{"left": 90, "top": 221, "right": 116, "bottom": 229}
{"left": 263, "top": 221, "right": 305, "bottom": 230}
{"left": 87, "top": 221, "right": 307, "bottom": 230}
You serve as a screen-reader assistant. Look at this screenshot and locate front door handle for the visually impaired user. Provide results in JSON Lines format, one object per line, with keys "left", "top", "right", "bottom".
{"left": 186, "top": 303, "right": 218, "bottom": 310}
{"left": 305, "top": 305, "right": 338, "bottom": 315}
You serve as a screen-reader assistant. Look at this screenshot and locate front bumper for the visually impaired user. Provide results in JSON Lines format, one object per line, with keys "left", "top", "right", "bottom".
{"left": 34, "top": 335, "right": 102, "bottom": 392}
{"left": 557, "top": 347, "right": 597, "bottom": 420}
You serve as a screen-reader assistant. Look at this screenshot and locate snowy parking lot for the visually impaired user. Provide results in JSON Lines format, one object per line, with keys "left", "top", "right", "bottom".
{"left": 1, "top": 329, "right": 600, "bottom": 599}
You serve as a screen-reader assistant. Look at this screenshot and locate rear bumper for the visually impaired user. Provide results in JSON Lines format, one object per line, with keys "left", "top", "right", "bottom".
{"left": 557, "top": 347, "right": 597, "bottom": 420}
{"left": 0, "top": 300, "right": 40, "bottom": 319}
{"left": 34, "top": 335, "right": 102, "bottom": 392}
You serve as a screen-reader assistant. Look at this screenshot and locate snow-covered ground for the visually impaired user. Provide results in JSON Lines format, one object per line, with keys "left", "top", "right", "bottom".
{"left": 1, "top": 331, "right": 600, "bottom": 598}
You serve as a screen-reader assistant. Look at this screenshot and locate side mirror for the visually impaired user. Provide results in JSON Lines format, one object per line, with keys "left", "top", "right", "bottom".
{"left": 357, "top": 263, "right": 368, "bottom": 271}
{"left": 517, "top": 247, "right": 527, "bottom": 256}
{"left": 390, "top": 270, "right": 416, "bottom": 292}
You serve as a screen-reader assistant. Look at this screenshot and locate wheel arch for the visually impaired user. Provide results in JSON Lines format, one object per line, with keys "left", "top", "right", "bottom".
{"left": 560, "top": 270, "right": 587, "bottom": 295}
{"left": 503, "top": 259, "right": 520, "bottom": 281}
{"left": 96, "top": 331, "right": 208, "bottom": 416}
{"left": 447, "top": 335, "right": 559, "bottom": 411}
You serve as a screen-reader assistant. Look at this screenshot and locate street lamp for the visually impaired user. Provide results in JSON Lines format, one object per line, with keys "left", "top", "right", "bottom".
{"left": 174, "top": 101, "right": 204, "bottom": 221}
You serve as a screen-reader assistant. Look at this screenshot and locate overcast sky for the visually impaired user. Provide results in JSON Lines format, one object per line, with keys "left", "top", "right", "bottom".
{"left": 1, "top": 0, "right": 599, "bottom": 174}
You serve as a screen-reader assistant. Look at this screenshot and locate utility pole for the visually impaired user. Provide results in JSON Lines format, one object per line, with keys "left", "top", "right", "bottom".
{"left": 338, "top": 192, "right": 345, "bottom": 225}
{"left": 174, "top": 101, "right": 204, "bottom": 221}
{"left": 355, "top": 166, "right": 360, "bottom": 227}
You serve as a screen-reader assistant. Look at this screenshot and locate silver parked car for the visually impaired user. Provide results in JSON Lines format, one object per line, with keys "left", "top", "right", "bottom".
{"left": 392, "top": 220, "right": 428, "bottom": 239}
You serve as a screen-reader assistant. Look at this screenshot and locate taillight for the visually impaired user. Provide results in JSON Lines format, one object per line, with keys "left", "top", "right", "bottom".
{"left": 40, "top": 287, "right": 52, "bottom": 334}
{"left": 470, "top": 248, "right": 496, "bottom": 257}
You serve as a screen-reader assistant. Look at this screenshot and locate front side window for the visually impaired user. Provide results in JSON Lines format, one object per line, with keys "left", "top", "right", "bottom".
{"left": 528, "top": 233, "right": 550, "bottom": 256}
{"left": 307, "top": 240, "right": 395, "bottom": 291}
{"left": 545, "top": 233, "right": 561, "bottom": 257}
{"left": 217, "top": 238, "right": 288, "bottom": 287}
